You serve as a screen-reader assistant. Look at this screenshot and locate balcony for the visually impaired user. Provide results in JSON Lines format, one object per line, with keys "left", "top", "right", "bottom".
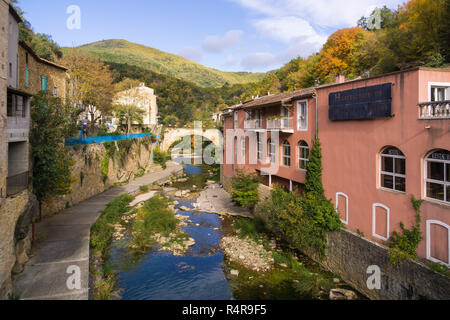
{"left": 6, "top": 171, "right": 29, "bottom": 197}
{"left": 244, "top": 119, "right": 264, "bottom": 130}
{"left": 266, "top": 117, "right": 293, "bottom": 133}
{"left": 418, "top": 101, "right": 450, "bottom": 119}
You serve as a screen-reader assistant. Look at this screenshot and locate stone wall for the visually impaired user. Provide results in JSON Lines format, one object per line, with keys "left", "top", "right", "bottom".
{"left": 306, "top": 229, "right": 450, "bottom": 300}
{"left": 0, "top": 0, "right": 8, "bottom": 207}
{"left": 43, "top": 138, "right": 154, "bottom": 217}
{"left": 0, "top": 190, "right": 37, "bottom": 299}
{"left": 18, "top": 42, "right": 67, "bottom": 100}
{"left": 254, "top": 182, "right": 450, "bottom": 300}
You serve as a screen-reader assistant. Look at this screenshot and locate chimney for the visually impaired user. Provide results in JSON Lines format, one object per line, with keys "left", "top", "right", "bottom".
{"left": 336, "top": 74, "right": 345, "bottom": 84}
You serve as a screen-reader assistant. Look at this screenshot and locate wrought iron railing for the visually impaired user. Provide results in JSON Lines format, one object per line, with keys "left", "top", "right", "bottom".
{"left": 6, "top": 171, "right": 29, "bottom": 196}
{"left": 418, "top": 101, "right": 450, "bottom": 119}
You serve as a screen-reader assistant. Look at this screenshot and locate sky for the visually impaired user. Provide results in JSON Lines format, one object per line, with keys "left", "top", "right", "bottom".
{"left": 18, "top": 0, "right": 405, "bottom": 73}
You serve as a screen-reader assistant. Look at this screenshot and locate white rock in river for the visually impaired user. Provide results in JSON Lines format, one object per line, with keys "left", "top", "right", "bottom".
{"left": 329, "top": 288, "right": 357, "bottom": 300}
{"left": 230, "top": 270, "right": 239, "bottom": 276}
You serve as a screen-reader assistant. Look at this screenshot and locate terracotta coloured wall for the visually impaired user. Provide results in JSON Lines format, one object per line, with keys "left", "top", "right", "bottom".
{"left": 317, "top": 68, "right": 450, "bottom": 262}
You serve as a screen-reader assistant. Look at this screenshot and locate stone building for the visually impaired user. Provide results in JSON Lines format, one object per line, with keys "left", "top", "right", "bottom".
{"left": 0, "top": 3, "right": 68, "bottom": 299}
{"left": 18, "top": 40, "right": 68, "bottom": 100}
{"left": 113, "top": 83, "right": 159, "bottom": 132}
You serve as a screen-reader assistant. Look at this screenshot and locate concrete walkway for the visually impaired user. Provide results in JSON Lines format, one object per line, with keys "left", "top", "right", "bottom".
{"left": 12, "top": 162, "right": 183, "bottom": 300}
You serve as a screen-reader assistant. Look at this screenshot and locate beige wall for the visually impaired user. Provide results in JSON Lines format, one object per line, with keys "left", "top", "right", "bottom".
{"left": 0, "top": 0, "right": 8, "bottom": 204}
{"left": 114, "top": 84, "right": 158, "bottom": 127}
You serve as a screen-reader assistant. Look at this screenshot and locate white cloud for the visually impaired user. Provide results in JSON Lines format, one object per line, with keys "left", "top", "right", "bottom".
{"left": 202, "top": 30, "right": 244, "bottom": 53}
{"left": 231, "top": 0, "right": 403, "bottom": 27}
{"left": 231, "top": 0, "right": 404, "bottom": 70}
{"left": 253, "top": 16, "right": 327, "bottom": 45}
{"left": 178, "top": 47, "right": 203, "bottom": 62}
{"left": 241, "top": 52, "right": 279, "bottom": 70}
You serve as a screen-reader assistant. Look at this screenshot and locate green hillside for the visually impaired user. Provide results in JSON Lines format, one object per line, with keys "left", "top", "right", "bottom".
{"left": 63, "top": 39, "right": 265, "bottom": 87}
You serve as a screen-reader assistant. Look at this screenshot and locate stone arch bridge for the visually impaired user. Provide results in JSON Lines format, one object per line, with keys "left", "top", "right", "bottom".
{"left": 160, "top": 127, "right": 222, "bottom": 152}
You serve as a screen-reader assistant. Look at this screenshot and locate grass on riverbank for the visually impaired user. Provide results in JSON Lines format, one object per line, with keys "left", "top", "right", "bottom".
{"left": 129, "top": 195, "right": 187, "bottom": 251}
{"left": 227, "top": 216, "right": 336, "bottom": 300}
{"left": 90, "top": 194, "right": 134, "bottom": 300}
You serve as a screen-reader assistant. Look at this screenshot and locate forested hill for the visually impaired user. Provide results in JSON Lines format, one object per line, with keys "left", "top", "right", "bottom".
{"left": 250, "top": 0, "right": 450, "bottom": 97}
{"left": 64, "top": 39, "right": 265, "bottom": 88}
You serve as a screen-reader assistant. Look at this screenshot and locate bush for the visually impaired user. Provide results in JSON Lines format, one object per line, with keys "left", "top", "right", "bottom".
{"left": 153, "top": 148, "right": 170, "bottom": 169}
{"left": 233, "top": 216, "right": 268, "bottom": 241}
{"left": 388, "top": 195, "right": 423, "bottom": 266}
{"left": 231, "top": 170, "right": 260, "bottom": 209}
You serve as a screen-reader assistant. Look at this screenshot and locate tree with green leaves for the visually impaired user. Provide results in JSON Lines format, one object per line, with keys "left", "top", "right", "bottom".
{"left": 113, "top": 104, "right": 145, "bottom": 134}
{"left": 30, "top": 92, "right": 76, "bottom": 204}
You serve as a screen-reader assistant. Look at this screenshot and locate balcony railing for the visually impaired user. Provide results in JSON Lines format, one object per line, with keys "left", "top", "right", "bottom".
{"left": 418, "top": 101, "right": 450, "bottom": 119}
{"left": 267, "top": 117, "right": 293, "bottom": 131}
{"left": 6, "top": 171, "right": 29, "bottom": 196}
{"left": 244, "top": 119, "right": 263, "bottom": 130}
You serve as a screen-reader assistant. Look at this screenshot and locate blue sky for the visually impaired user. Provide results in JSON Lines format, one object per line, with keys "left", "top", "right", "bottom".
{"left": 18, "top": 0, "right": 405, "bottom": 73}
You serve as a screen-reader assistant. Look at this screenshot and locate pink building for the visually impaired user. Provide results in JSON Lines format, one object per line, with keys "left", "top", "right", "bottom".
{"left": 221, "top": 67, "right": 450, "bottom": 266}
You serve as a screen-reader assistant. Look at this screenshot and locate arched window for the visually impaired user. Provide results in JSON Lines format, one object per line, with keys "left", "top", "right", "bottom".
{"left": 282, "top": 140, "right": 291, "bottom": 167}
{"left": 241, "top": 137, "right": 246, "bottom": 158}
{"left": 380, "top": 147, "right": 406, "bottom": 192}
{"left": 298, "top": 141, "right": 309, "bottom": 170}
{"left": 268, "top": 139, "right": 275, "bottom": 164}
{"left": 425, "top": 149, "right": 450, "bottom": 203}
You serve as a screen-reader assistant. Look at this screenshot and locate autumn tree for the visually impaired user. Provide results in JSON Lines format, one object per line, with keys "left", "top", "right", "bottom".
{"left": 63, "top": 49, "right": 116, "bottom": 125}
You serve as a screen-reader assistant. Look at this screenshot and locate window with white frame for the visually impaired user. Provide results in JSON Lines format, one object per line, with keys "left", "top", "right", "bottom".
{"left": 241, "top": 137, "right": 246, "bottom": 158}
{"left": 268, "top": 139, "right": 275, "bottom": 164}
{"left": 425, "top": 149, "right": 450, "bottom": 203}
{"left": 245, "top": 110, "right": 252, "bottom": 120}
{"left": 234, "top": 111, "right": 238, "bottom": 128}
{"left": 431, "top": 86, "right": 449, "bottom": 102}
{"left": 255, "top": 109, "right": 262, "bottom": 128}
{"left": 298, "top": 140, "right": 309, "bottom": 170}
{"left": 257, "top": 133, "right": 262, "bottom": 161}
{"left": 282, "top": 140, "right": 291, "bottom": 167}
{"left": 297, "top": 100, "right": 307, "bottom": 130}
{"left": 380, "top": 147, "right": 406, "bottom": 192}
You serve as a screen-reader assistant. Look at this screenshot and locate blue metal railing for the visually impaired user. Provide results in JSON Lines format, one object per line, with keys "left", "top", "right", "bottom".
{"left": 66, "top": 133, "right": 152, "bottom": 146}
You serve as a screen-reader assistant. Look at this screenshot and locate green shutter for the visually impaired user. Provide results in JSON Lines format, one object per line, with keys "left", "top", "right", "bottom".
{"left": 41, "top": 76, "right": 47, "bottom": 92}
{"left": 25, "top": 67, "right": 29, "bottom": 88}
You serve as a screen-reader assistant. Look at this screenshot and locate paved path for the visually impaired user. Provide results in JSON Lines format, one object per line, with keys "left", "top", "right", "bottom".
{"left": 12, "top": 162, "right": 183, "bottom": 300}
{"left": 195, "top": 183, "right": 253, "bottom": 218}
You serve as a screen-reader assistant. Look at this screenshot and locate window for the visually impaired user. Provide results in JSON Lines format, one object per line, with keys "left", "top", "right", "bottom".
{"left": 53, "top": 86, "right": 58, "bottom": 97}
{"left": 7, "top": 92, "right": 13, "bottom": 117}
{"left": 257, "top": 133, "right": 262, "bottom": 161}
{"left": 25, "top": 53, "right": 29, "bottom": 65}
{"left": 297, "top": 100, "right": 307, "bottom": 130}
{"left": 41, "top": 76, "right": 48, "bottom": 92}
{"left": 425, "top": 149, "right": 450, "bottom": 203}
{"left": 281, "top": 107, "right": 289, "bottom": 128}
{"left": 9, "top": 63, "right": 12, "bottom": 78}
{"left": 268, "top": 139, "right": 276, "bottom": 164}
{"left": 245, "top": 111, "right": 252, "bottom": 120}
{"left": 241, "top": 137, "right": 246, "bottom": 158}
{"left": 7, "top": 94, "right": 25, "bottom": 117}
{"left": 25, "top": 67, "right": 29, "bottom": 88}
{"left": 431, "top": 86, "right": 447, "bottom": 102}
{"left": 380, "top": 147, "right": 406, "bottom": 192}
{"left": 255, "top": 109, "right": 262, "bottom": 128}
{"left": 282, "top": 140, "right": 291, "bottom": 167}
{"left": 298, "top": 141, "right": 309, "bottom": 170}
